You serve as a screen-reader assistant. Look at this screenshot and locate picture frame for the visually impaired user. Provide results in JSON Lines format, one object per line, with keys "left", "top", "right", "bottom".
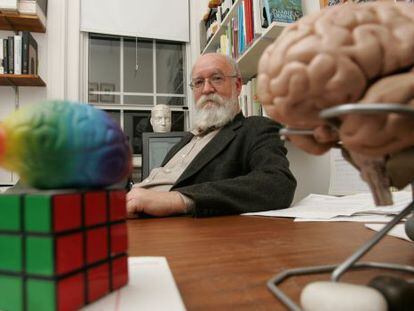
{"left": 88, "top": 82, "right": 99, "bottom": 103}
{"left": 99, "top": 83, "right": 116, "bottom": 103}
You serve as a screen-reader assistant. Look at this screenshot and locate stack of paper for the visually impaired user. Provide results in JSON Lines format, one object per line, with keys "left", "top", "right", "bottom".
{"left": 243, "top": 191, "right": 413, "bottom": 223}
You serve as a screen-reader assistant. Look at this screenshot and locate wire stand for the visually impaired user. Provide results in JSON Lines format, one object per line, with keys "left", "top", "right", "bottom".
{"left": 270, "top": 103, "right": 414, "bottom": 310}
{"left": 267, "top": 198, "right": 414, "bottom": 311}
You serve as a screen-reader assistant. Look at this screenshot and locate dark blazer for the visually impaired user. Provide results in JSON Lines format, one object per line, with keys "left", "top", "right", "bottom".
{"left": 162, "top": 113, "right": 297, "bottom": 217}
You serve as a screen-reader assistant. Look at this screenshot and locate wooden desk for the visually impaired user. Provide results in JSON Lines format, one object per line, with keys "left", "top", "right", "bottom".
{"left": 127, "top": 216, "right": 414, "bottom": 310}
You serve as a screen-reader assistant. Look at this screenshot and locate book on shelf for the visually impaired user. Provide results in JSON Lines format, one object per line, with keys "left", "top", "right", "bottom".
{"left": 0, "top": 0, "right": 18, "bottom": 12}
{"left": 13, "top": 34, "right": 21, "bottom": 74}
{"left": 265, "top": 0, "right": 303, "bottom": 23}
{"left": 0, "top": 32, "right": 38, "bottom": 75}
{"left": 0, "top": 39, "right": 3, "bottom": 74}
{"left": 2, "top": 39, "right": 8, "bottom": 74}
{"left": 239, "top": 78, "right": 263, "bottom": 117}
{"left": 7, "top": 36, "right": 14, "bottom": 74}
{"left": 21, "top": 31, "right": 38, "bottom": 74}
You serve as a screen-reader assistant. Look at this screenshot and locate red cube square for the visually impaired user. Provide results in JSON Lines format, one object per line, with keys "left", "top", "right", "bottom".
{"left": 87, "top": 263, "right": 110, "bottom": 303}
{"left": 56, "top": 233, "right": 84, "bottom": 275}
{"left": 109, "top": 190, "right": 126, "bottom": 221}
{"left": 110, "top": 223, "right": 128, "bottom": 256}
{"left": 86, "top": 227, "right": 108, "bottom": 264}
{"left": 111, "top": 255, "right": 128, "bottom": 290}
{"left": 57, "top": 272, "right": 85, "bottom": 311}
{"left": 84, "top": 192, "right": 107, "bottom": 226}
{"left": 53, "top": 194, "right": 82, "bottom": 232}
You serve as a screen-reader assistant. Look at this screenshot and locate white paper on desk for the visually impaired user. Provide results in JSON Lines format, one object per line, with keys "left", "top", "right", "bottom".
{"left": 294, "top": 215, "right": 395, "bottom": 222}
{"left": 83, "top": 257, "right": 186, "bottom": 311}
{"left": 243, "top": 191, "right": 412, "bottom": 221}
{"left": 365, "top": 223, "right": 413, "bottom": 242}
{"left": 329, "top": 148, "right": 370, "bottom": 195}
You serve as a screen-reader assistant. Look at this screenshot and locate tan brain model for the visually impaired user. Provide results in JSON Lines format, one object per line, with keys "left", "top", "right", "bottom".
{"left": 257, "top": 1, "right": 414, "bottom": 156}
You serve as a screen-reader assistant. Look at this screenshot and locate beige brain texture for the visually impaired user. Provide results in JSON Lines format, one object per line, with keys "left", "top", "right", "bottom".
{"left": 257, "top": 2, "right": 414, "bottom": 157}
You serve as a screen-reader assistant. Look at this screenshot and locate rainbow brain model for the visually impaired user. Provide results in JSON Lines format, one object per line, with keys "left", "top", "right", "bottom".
{"left": 0, "top": 100, "right": 132, "bottom": 189}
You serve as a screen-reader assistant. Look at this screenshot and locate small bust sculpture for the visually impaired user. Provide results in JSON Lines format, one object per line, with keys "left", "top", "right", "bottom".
{"left": 150, "top": 104, "right": 172, "bottom": 133}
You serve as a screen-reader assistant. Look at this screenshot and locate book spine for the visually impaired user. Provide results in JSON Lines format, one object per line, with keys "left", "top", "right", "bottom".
{"left": 21, "top": 31, "right": 29, "bottom": 74}
{"left": 0, "top": 39, "right": 3, "bottom": 74}
{"left": 7, "top": 36, "right": 14, "bottom": 74}
{"left": 14, "top": 34, "right": 22, "bottom": 75}
{"left": 3, "top": 39, "right": 8, "bottom": 74}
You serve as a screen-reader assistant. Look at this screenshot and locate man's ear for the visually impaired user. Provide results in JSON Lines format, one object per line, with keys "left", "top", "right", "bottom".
{"left": 149, "top": 117, "right": 154, "bottom": 127}
{"left": 235, "top": 76, "right": 243, "bottom": 95}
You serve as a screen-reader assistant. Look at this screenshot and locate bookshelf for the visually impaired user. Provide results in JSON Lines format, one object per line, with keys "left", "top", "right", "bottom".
{"left": 199, "top": 2, "right": 288, "bottom": 82}
{"left": 201, "top": 0, "right": 242, "bottom": 54}
{"left": 0, "top": 11, "right": 46, "bottom": 87}
{"left": 0, "top": 11, "right": 46, "bottom": 33}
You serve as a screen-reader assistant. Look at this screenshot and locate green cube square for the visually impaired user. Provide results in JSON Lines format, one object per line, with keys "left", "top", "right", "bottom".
{"left": 0, "top": 195, "right": 21, "bottom": 231}
{"left": 27, "top": 279, "right": 55, "bottom": 311}
{"left": 0, "top": 235, "right": 22, "bottom": 272}
{"left": 0, "top": 275, "right": 23, "bottom": 311}
{"left": 26, "top": 236, "right": 54, "bottom": 276}
{"left": 24, "top": 195, "right": 52, "bottom": 233}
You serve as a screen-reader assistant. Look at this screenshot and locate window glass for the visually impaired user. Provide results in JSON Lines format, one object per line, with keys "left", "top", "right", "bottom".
{"left": 124, "top": 38, "right": 153, "bottom": 93}
{"left": 157, "top": 96, "right": 184, "bottom": 106}
{"left": 124, "top": 95, "right": 153, "bottom": 106}
{"left": 124, "top": 111, "right": 153, "bottom": 155}
{"left": 156, "top": 41, "right": 184, "bottom": 94}
{"left": 171, "top": 111, "right": 185, "bottom": 132}
{"left": 89, "top": 35, "right": 120, "bottom": 92}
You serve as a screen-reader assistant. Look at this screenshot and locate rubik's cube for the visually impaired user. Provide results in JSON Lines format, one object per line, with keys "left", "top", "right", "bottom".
{"left": 0, "top": 189, "right": 129, "bottom": 311}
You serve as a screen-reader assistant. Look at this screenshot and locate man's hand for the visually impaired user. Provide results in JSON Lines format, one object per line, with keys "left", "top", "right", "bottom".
{"left": 126, "top": 187, "right": 187, "bottom": 217}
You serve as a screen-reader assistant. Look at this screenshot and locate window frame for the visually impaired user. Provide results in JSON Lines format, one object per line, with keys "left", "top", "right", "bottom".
{"left": 80, "top": 32, "right": 193, "bottom": 168}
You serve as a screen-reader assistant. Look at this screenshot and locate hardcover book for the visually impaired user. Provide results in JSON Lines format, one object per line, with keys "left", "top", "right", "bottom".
{"left": 266, "top": 0, "right": 303, "bottom": 23}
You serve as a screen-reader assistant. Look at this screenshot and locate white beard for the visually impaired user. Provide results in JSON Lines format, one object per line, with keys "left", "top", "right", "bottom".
{"left": 193, "top": 94, "right": 239, "bottom": 132}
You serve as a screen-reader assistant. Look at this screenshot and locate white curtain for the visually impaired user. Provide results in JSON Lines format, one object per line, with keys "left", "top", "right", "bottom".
{"left": 80, "top": 0, "right": 190, "bottom": 42}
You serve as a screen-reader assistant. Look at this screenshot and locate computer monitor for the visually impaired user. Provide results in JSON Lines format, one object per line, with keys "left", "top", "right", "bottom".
{"left": 141, "top": 132, "right": 187, "bottom": 180}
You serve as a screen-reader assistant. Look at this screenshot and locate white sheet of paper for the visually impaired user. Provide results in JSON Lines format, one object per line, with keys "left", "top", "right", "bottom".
{"left": 365, "top": 223, "right": 412, "bottom": 242}
{"left": 294, "top": 215, "right": 395, "bottom": 222}
{"left": 83, "top": 257, "right": 186, "bottom": 311}
{"left": 243, "top": 191, "right": 412, "bottom": 221}
{"left": 329, "top": 148, "right": 370, "bottom": 195}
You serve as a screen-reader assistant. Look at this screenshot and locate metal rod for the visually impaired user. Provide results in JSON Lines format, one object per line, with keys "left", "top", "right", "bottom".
{"left": 331, "top": 200, "right": 414, "bottom": 282}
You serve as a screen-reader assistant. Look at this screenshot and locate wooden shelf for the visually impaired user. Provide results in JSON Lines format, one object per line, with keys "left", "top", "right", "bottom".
{"left": 0, "top": 11, "right": 46, "bottom": 33}
{"left": 237, "top": 22, "right": 288, "bottom": 81}
{"left": 0, "top": 74, "right": 46, "bottom": 87}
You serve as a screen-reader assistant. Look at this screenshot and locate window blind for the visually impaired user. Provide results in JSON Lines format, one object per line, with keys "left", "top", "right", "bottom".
{"left": 80, "top": 0, "right": 189, "bottom": 42}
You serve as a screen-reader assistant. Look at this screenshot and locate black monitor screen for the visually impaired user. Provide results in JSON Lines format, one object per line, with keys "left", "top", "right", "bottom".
{"left": 141, "top": 132, "right": 187, "bottom": 180}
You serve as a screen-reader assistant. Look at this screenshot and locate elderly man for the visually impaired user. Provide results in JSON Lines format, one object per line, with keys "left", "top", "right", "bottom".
{"left": 127, "top": 53, "right": 296, "bottom": 217}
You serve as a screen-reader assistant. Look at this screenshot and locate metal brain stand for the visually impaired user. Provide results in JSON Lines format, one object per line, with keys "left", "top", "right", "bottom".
{"left": 267, "top": 103, "right": 414, "bottom": 311}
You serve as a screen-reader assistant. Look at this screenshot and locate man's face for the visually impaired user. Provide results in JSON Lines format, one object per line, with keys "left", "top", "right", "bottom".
{"left": 191, "top": 55, "right": 241, "bottom": 108}
{"left": 190, "top": 55, "right": 242, "bottom": 131}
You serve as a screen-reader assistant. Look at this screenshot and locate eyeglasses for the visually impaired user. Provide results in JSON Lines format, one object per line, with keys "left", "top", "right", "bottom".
{"left": 189, "top": 74, "right": 238, "bottom": 90}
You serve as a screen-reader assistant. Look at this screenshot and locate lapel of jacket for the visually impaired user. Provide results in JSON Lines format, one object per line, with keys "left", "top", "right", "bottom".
{"left": 175, "top": 113, "right": 245, "bottom": 186}
{"left": 161, "top": 132, "right": 194, "bottom": 166}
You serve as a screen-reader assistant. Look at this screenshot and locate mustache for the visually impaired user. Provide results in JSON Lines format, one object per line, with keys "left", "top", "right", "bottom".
{"left": 196, "top": 94, "right": 225, "bottom": 108}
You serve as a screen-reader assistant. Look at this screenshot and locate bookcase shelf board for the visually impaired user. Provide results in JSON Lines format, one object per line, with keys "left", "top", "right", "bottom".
{"left": 0, "top": 11, "right": 45, "bottom": 33}
{"left": 201, "top": 0, "right": 242, "bottom": 54}
{"left": 0, "top": 74, "right": 46, "bottom": 86}
{"left": 238, "top": 22, "right": 288, "bottom": 81}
